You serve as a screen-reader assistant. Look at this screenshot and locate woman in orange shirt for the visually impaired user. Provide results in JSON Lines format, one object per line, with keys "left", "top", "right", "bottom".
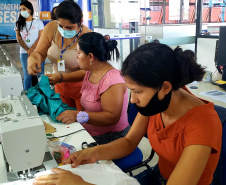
{"left": 34, "top": 43, "right": 222, "bottom": 185}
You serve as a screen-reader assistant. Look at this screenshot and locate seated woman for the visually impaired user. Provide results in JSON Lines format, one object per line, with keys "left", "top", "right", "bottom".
{"left": 34, "top": 43, "right": 222, "bottom": 185}
{"left": 56, "top": 32, "right": 130, "bottom": 145}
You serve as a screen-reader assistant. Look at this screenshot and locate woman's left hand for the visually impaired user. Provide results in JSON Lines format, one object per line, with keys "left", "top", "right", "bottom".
{"left": 33, "top": 168, "right": 94, "bottom": 185}
{"left": 45, "top": 73, "right": 62, "bottom": 85}
{"left": 56, "top": 110, "right": 78, "bottom": 124}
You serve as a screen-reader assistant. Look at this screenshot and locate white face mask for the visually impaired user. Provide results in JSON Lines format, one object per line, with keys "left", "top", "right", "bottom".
{"left": 21, "top": 10, "right": 30, "bottom": 18}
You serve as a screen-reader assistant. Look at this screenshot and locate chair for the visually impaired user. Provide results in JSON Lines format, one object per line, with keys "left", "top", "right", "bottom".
{"left": 213, "top": 105, "right": 226, "bottom": 185}
{"left": 114, "top": 102, "right": 155, "bottom": 176}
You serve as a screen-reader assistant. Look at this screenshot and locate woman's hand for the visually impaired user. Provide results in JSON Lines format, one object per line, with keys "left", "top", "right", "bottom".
{"left": 33, "top": 168, "right": 94, "bottom": 185}
{"left": 56, "top": 110, "right": 78, "bottom": 124}
{"left": 27, "top": 55, "right": 42, "bottom": 76}
{"left": 46, "top": 73, "right": 62, "bottom": 85}
{"left": 27, "top": 47, "right": 35, "bottom": 56}
{"left": 64, "top": 147, "right": 98, "bottom": 168}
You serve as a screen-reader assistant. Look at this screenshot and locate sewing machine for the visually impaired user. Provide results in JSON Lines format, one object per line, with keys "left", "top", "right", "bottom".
{"left": 0, "top": 65, "right": 23, "bottom": 98}
{"left": 0, "top": 94, "right": 58, "bottom": 182}
{"left": 0, "top": 46, "right": 23, "bottom": 98}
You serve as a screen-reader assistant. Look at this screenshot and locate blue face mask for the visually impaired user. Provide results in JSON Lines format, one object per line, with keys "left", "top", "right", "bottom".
{"left": 58, "top": 26, "right": 77, "bottom": 38}
{"left": 21, "top": 10, "right": 30, "bottom": 18}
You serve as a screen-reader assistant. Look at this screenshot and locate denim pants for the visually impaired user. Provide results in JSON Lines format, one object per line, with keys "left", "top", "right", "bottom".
{"left": 135, "top": 164, "right": 214, "bottom": 185}
{"left": 134, "top": 164, "right": 167, "bottom": 185}
{"left": 20, "top": 53, "right": 45, "bottom": 90}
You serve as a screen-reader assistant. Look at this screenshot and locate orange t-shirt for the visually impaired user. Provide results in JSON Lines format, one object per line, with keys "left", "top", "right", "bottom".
{"left": 147, "top": 97, "right": 222, "bottom": 185}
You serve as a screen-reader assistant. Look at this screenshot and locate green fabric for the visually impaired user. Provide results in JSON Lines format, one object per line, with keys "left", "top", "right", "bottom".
{"left": 27, "top": 75, "right": 76, "bottom": 122}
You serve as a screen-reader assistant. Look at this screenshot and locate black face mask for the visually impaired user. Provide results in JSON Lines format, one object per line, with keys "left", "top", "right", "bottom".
{"left": 134, "top": 89, "right": 172, "bottom": 117}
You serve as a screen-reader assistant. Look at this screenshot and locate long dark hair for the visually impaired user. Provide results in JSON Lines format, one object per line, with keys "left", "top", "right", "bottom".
{"left": 78, "top": 32, "right": 120, "bottom": 62}
{"left": 56, "top": 1, "right": 83, "bottom": 26}
{"left": 51, "top": 7, "right": 57, "bottom": 21}
{"left": 121, "top": 43, "right": 205, "bottom": 90}
{"left": 16, "top": 1, "right": 34, "bottom": 31}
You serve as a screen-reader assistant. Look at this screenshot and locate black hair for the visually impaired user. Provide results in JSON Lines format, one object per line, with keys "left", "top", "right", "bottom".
{"left": 78, "top": 32, "right": 120, "bottom": 62}
{"left": 152, "top": 39, "right": 160, "bottom": 43}
{"left": 56, "top": 1, "right": 83, "bottom": 26}
{"left": 121, "top": 43, "right": 206, "bottom": 90}
{"left": 16, "top": 1, "right": 34, "bottom": 32}
{"left": 51, "top": 7, "right": 57, "bottom": 20}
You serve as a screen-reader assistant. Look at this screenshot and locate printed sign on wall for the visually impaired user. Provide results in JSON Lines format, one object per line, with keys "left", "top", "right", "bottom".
{"left": 0, "top": 0, "right": 20, "bottom": 40}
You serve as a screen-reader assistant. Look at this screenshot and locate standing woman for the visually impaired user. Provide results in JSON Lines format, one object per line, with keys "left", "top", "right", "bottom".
{"left": 15, "top": 1, "right": 45, "bottom": 90}
{"left": 27, "top": 1, "right": 91, "bottom": 111}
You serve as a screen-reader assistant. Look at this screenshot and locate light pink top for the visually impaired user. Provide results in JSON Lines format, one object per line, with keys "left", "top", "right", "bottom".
{"left": 80, "top": 69, "right": 129, "bottom": 136}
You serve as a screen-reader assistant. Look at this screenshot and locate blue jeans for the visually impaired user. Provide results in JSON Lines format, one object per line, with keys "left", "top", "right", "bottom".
{"left": 135, "top": 164, "right": 214, "bottom": 185}
{"left": 20, "top": 53, "right": 45, "bottom": 90}
{"left": 134, "top": 164, "right": 167, "bottom": 185}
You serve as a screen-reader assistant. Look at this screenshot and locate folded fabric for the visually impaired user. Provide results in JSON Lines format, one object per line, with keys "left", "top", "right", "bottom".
{"left": 27, "top": 75, "right": 76, "bottom": 122}
{"left": 2, "top": 163, "right": 140, "bottom": 185}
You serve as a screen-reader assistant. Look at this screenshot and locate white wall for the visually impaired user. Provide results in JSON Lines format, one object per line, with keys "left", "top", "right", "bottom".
{"left": 30, "top": 0, "right": 39, "bottom": 14}
{"left": 139, "top": 24, "right": 196, "bottom": 45}
{"left": 163, "top": 24, "right": 196, "bottom": 38}
{"left": 139, "top": 25, "right": 163, "bottom": 44}
{"left": 197, "top": 38, "right": 218, "bottom": 72}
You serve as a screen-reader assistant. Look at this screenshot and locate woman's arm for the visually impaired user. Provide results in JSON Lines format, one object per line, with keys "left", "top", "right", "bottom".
{"left": 57, "top": 83, "right": 126, "bottom": 125}
{"left": 46, "top": 70, "right": 86, "bottom": 85}
{"left": 16, "top": 30, "right": 29, "bottom": 51}
{"left": 65, "top": 113, "right": 150, "bottom": 167}
{"left": 167, "top": 145, "right": 211, "bottom": 185}
{"left": 27, "top": 21, "right": 56, "bottom": 75}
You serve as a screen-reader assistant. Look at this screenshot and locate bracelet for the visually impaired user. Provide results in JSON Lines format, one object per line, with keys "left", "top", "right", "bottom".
{"left": 59, "top": 73, "right": 63, "bottom": 83}
{"left": 77, "top": 111, "right": 89, "bottom": 123}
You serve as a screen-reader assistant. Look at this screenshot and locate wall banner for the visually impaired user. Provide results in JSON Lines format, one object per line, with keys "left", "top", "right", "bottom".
{"left": 0, "top": 0, "right": 20, "bottom": 40}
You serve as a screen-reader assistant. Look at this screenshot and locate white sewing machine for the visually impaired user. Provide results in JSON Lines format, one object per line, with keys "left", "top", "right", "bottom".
{"left": 0, "top": 94, "right": 58, "bottom": 182}
{"left": 0, "top": 65, "right": 23, "bottom": 98}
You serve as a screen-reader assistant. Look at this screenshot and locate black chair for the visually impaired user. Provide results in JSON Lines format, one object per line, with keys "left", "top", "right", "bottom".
{"left": 213, "top": 105, "right": 226, "bottom": 185}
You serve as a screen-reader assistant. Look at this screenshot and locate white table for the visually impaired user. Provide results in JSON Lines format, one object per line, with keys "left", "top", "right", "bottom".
{"left": 0, "top": 114, "right": 112, "bottom": 183}
{"left": 40, "top": 115, "right": 95, "bottom": 151}
{"left": 187, "top": 81, "right": 226, "bottom": 108}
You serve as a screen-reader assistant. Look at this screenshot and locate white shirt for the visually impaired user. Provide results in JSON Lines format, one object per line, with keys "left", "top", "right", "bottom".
{"left": 18, "top": 19, "right": 44, "bottom": 53}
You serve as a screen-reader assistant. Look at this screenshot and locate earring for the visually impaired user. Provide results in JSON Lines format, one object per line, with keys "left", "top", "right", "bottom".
{"left": 90, "top": 62, "right": 92, "bottom": 66}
